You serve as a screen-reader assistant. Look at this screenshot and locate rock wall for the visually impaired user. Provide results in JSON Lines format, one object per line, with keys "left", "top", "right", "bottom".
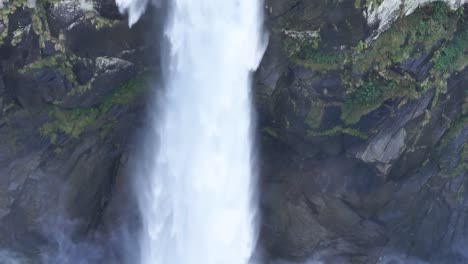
{"left": 0, "top": 0, "right": 161, "bottom": 261}
{"left": 366, "top": 0, "right": 468, "bottom": 40}
{"left": 0, "top": 0, "right": 466, "bottom": 263}
{"left": 256, "top": 0, "right": 467, "bottom": 263}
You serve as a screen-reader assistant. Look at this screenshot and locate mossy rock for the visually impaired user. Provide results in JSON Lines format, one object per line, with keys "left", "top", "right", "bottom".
{"left": 40, "top": 73, "right": 151, "bottom": 143}
{"left": 352, "top": 2, "right": 462, "bottom": 73}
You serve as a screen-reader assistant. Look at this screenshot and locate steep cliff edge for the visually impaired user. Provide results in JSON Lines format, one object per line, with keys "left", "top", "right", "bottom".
{"left": 0, "top": 0, "right": 466, "bottom": 263}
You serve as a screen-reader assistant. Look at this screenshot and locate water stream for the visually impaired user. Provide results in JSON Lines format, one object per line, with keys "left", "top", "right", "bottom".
{"left": 118, "top": 0, "right": 266, "bottom": 263}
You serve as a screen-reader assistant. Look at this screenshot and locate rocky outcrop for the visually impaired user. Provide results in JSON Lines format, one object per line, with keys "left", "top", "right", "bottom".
{"left": 0, "top": 0, "right": 161, "bottom": 261}
{"left": 365, "top": 0, "right": 468, "bottom": 40}
{"left": 0, "top": 0, "right": 466, "bottom": 263}
{"left": 256, "top": 0, "right": 467, "bottom": 263}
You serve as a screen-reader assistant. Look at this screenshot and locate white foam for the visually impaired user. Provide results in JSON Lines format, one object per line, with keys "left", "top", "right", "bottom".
{"left": 136, "top": 0, "right": 266, "bottom": 263}
{"left": 115, "top": 0, "right": 149, "bottom": 27}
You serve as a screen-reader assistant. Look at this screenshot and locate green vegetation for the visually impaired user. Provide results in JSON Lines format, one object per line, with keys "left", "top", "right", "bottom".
{"left": 19, "top": 54, "right": 76, "bottom": 84}
{"left": 100, "top": 74, "right": 151, "bottom": 112}
{"left": 433, "top": 29, "right": 468, "bottom": 73}
{"left": 295, "top": 48, "right": 344, "bottom": 71}
{"left": 40, "top": 107, "right": 99, "bottom": 143}
{"left": 19, "top": 55, "right": 100, "bottom": 96}
{"left": 0, "top": 0, "right": 28, "bottom": 45}
{"left": 0, "top": 0, "right": 116, "bottom": 47}
{"left": 284, "top": 2, "right": 461, "bottom": 75}
{"left": 282, "top": 30, "right": 321, "bottom": 57}
{"left": 307, "top": 126, "right": 368, "bottom": 139}
{"left": 40, "top": 74, "right": 150, "bottom": 143}
{"left": 282, "top": 28, "right": 344, "bottom": 71}
{"left": 90, "top": 15, "right": 120, "bottom": 30}
{"left": 283, "top": 2, "right": 464, "bottom": 128}
{"left": 354, "top": 40, "right": 367, "bottom": 53}
{"left": 340, "top": 77, "right": 417, "bottom": 124}
{"left": 262, "top": 127, "right": 279, "bottom": 138}
{"left": 352, "top": 2, "right": 461, "bottom": 73}
{"left": 32, "top": 0, "right": 55, "bottom": 48}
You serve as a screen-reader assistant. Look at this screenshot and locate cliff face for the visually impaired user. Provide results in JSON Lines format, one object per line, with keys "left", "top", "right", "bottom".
{"left": 0, "top": 0, "right": 160, "bottom": 261}
{"left": 0, "top": 0, "right": 466, "bottom": 263}
{"left": 256, "top": 0, "right": 467, "bottom": 262}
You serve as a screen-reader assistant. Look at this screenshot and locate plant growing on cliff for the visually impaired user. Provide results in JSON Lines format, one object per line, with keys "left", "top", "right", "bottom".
{"left": 40, "top": 74, "right": 150, "bottom": 143}
{"left": 433, "top": 29, "right": 468, "bottom": 73}
{"left": 352, "top": 2, "right": 461, "bottom": 73}
{"left": 294, "top": 47, "right": 344, "bottom": 71}
{"left": 40, "top": 107, "right": 99, "bottom": 143}
{"left": 341, "top": 77, "right": 410, "bottom": 124}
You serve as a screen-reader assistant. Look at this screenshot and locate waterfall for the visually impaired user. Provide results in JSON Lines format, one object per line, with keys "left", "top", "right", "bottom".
{"left": 115, "top": 0, "right": 149, "bottom": 26}
{"left": 117, "top": 0, "right": 266, "bottom": 263}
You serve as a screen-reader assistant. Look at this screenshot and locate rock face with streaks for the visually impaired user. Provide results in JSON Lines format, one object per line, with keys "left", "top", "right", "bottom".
{"left": 0, "top": 0, "right": 161, "bottom": 261}
{"left": 255, "top": 0, "right": 468, "bottom": 263}
{"left": 0, "top": 0, "right": 466, "bottom": 263}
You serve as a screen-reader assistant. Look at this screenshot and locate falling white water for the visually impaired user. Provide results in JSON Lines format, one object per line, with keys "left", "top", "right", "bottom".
{"left": 115, "top": 0, "right": 149, "bottom": 26}
{"left": 119, "top": 0, "right": 266, "bottom": 263}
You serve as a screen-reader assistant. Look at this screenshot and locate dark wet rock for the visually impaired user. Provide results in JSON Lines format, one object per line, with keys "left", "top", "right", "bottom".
{"left": 256, "top": 2, "right": 468, "bottom": 262}
{"left": 45, "top": 0, "right": 86, "bottom": 37}
{"left": 0, "top": 0, "right": 159, "bottom": 259}
{"left": 349, "top": 90, "right": 434, "bottom": 175}
{"left": 398, "top": 54, "right": 434, "bottom": 81}
{"left": 42, "top": 41, "right": 58, "bottom": 57}
{"left": 2, "top": 18, "right": 40, "bottom": 70}
{"left": 63, "top": 56, "right": 136, "bottom": 107}
{"left": 11, "top": 68, "right": 71, "bottom": 108}
{"left": 72, "top": 59, "right": 95, "bottom": 85}
{"left": 0, "top": 0, "right": 466, "bottom": 263}
{"left": 96, "top": 0, "right": 125, "bottom": 20}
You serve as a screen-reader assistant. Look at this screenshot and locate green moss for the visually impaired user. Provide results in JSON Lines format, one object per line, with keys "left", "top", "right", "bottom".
{"left": 354, "top": 0, "right": 362, "bottom": 9}
{"left": 262, "top": 127, "right": 279, "bottom": 138}
{"left": 31, "top": 0, "right": 53, "bottom": 48}
{"left": 433, "top": 29, "right": 468, "bottom": 73}
{"left": 422, "top": 109, "right": 431, "bottom": 126}
{"left": 354, "top": 40, "right": 367, "bottom": 53}
{"left": 90, "top": 15, "right": 120, "bottom": 30}
{"left": 40, "top": 107, "right": 99, "bottom": 143}
{"left": 100, "top": 73, "right": 151, "bottom": 112}
{"left": 341, "top": 77, "right": 417, "bottom": 124}
{"left": 11, "top": 27, "right": 25, "bottom": 46}
{"left": 282, "top": 29, "right": 321, "bottom": 58}
{"left": 40, "top": 74, "right": 150, "bottom": 143}
{"left": 18, "top": 55, "right": 59, "bottom": 74}
{"left": 352, "top": 2, "right": 461, "bottom": 73}
{"left": 0, "top": 0, "right": 26, "bottom": 46}
{"left": 294, "top": 49, "right": 344, "bottom": 71}
{"left": 53, "top": 146, "right": 64, "bottom": 155}
{"left": 19, "top": 54, "right": 79, "bottom": 87}
{"left": 307, "top": 126, "right": 368, "bottom": 139}
{"left": 284, "top": 28, "right": 343, "bottom": 71}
